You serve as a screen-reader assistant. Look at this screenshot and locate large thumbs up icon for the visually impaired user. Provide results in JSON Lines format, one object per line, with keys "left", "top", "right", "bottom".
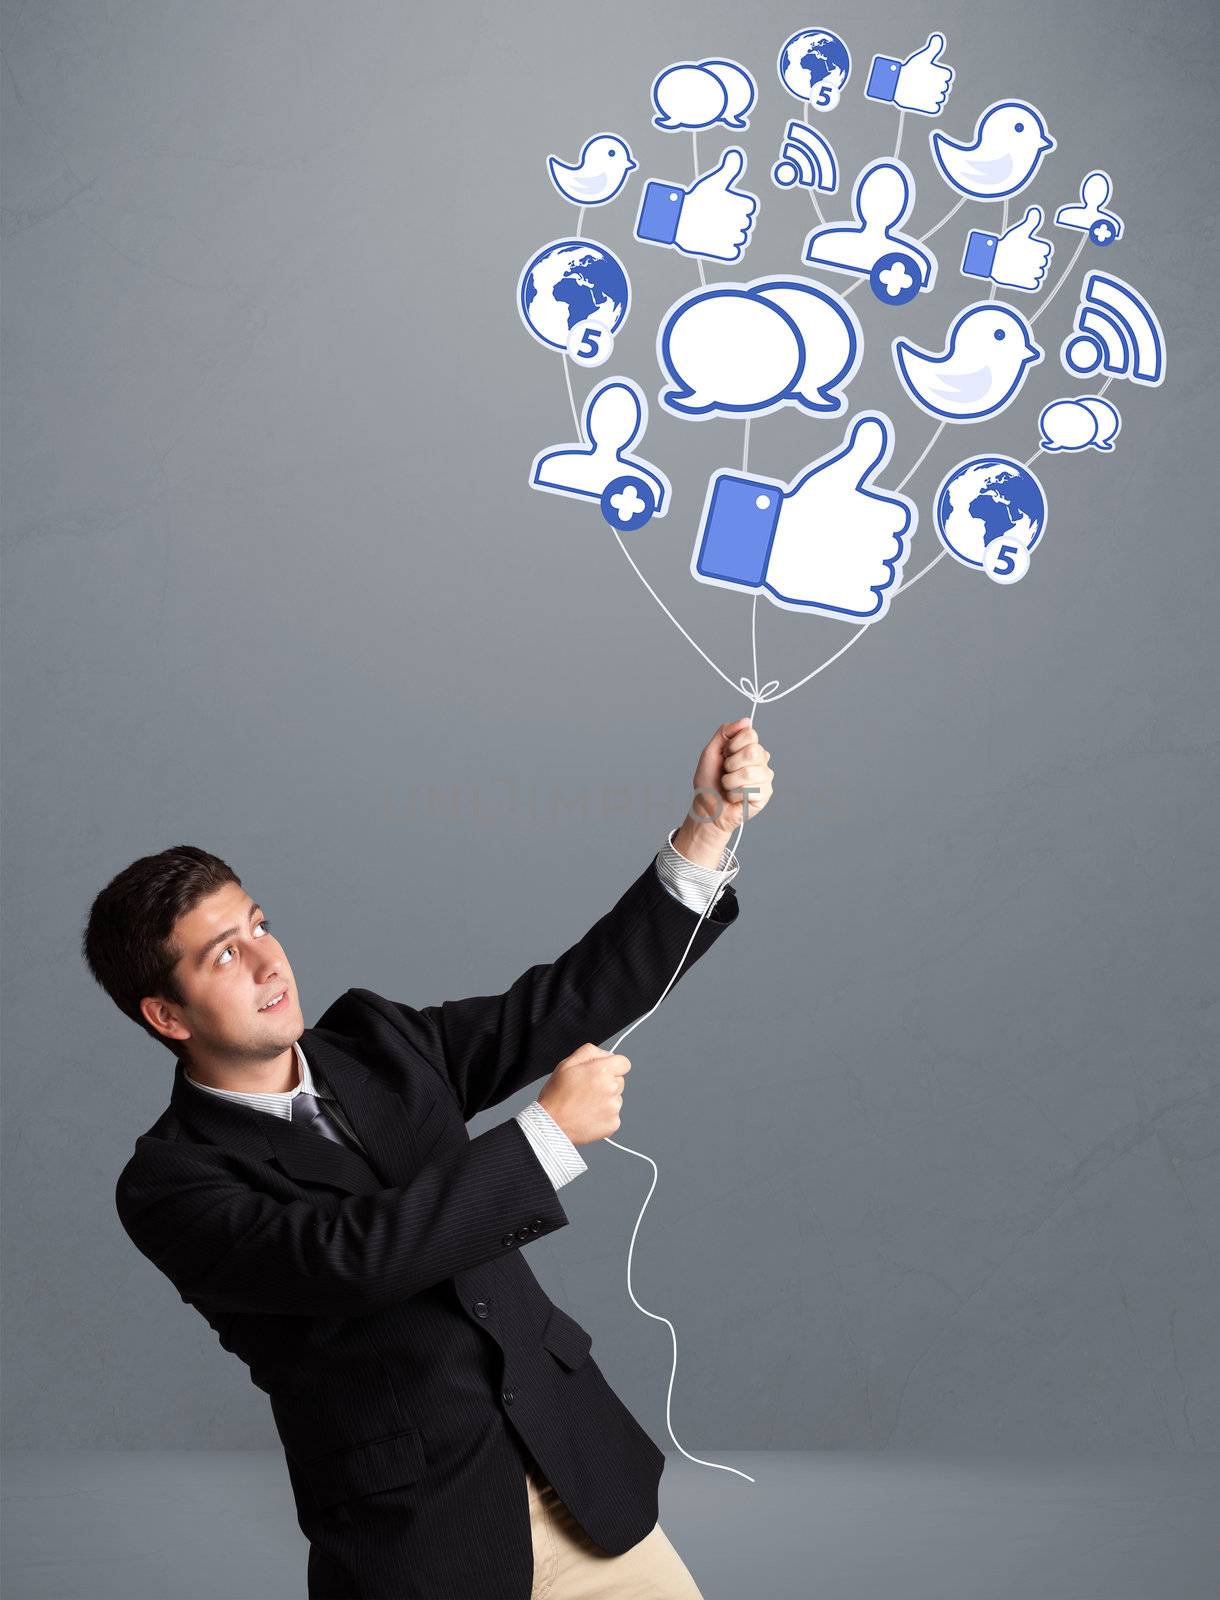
{"left": 634, "top": 146, "right": 759, "bottom": 262}
{"left": 691, "top": 412, "right": 916, "bottom": 620}
{"left": 961, "top": 204, "right": 1054, "bottom": 291}
{"left": 865, "top": 32, "right": 955, "bottom": 116}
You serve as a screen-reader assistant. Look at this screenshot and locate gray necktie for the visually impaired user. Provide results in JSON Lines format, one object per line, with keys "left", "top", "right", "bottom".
{"left": 291, "top": 1089, "right": 358, "bottom": 1152}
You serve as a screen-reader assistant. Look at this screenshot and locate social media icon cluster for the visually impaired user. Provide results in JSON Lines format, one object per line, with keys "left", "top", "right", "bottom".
{"left": 517, "top": 29, "right": 1166, "bottom": 606}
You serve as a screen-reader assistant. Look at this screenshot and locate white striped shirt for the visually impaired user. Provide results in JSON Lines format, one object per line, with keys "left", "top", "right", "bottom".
{"left": 185, "top": 830, "right": 739, "bottom": 1191}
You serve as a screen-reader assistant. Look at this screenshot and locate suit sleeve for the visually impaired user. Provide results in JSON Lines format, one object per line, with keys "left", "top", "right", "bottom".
{"left": 115, "top": 1116, "right": 569, "bottom": 1320}
{"left": 327, "top": 854, "right": 739, "bottom": 1120}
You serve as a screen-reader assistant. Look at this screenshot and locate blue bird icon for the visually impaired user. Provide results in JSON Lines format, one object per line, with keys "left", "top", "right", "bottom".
{"left": 930, "top": 99, "right": 1055, "bottom": 199}
{"left": 548, "top": 134, "right": 638, "bottom": 206}
{"left": 893, "top": 302, "right": 1043, "bottom": 422}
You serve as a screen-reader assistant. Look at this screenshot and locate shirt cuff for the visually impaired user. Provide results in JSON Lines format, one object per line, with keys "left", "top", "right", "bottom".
{"left": 960, "top": 229, "right": 1000, "bottom": 280}
{"left": 654, "top": 825, "right": 740, "bottom": 914}
{"left": 693, "top": 472, "right": 782, "bottom": 591}
{"left": 635, "top": 179, "right": 685, "bottom": 246}
{"left": 514, "top": 1099, "right": 587, "bottom": 1189}
{"left": 865, "top": 54, "right": 902, "bottom": 104}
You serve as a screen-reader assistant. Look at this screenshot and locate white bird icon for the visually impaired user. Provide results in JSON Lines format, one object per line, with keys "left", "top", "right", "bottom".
{"left": 548, "top": 133, "right": 638, "bottom": 206}
{"left": 930, "top": 99, "right": 1055, "bottom": 199}
{"left": 893, "top": 302, "right": 1043, "bottom": 422}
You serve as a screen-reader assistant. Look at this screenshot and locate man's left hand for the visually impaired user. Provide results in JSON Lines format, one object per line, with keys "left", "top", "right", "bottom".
{"left": 674, "top": 716, "right": 775, "bottom": 866}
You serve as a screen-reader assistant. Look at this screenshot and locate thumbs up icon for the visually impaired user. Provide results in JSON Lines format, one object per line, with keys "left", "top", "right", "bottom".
{"left": 865, "top": 32, "right": 955, "bottom": 116}
{"left": 961, "top": 205, "right": 1054, "bottom": 291}
{"left": 634, "top": 147, "right": 759, "bottom": 262}
{"left": 691, "top": 412, "right": 916, "bottom": 620}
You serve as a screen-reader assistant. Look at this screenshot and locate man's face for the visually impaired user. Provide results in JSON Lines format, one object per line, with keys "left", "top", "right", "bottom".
{"left": 146, "top": 881, "right": 305, "bottom": 1062}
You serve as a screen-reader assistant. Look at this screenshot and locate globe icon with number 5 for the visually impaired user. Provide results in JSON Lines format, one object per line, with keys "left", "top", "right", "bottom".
{"left": 934, "top": 456, "right": 1045, "bottom": 569}
{"left": 778, "top": 29, "right": 851, "bottom": 109}
{"left": 517, "top": 239, "right": 630, "bottom": 352}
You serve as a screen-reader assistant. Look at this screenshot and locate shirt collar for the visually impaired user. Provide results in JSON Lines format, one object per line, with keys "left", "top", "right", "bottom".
{"left": 183, "top": 1039, "right": 329, "bottom": 1122}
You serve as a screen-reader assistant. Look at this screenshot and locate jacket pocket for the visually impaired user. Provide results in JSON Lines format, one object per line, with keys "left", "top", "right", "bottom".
{"left": 271, "top": 1358, "right": 411, "bottom": 1468}
{"left": 540, "top": 1303, "right": 593, "bottom": 1370}
{"left": 302, "top": 1426, "right": 427, "bottom": 1510}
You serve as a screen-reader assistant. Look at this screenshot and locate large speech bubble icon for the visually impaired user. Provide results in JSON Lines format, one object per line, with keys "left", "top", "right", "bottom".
{"left": 750, "top": 279, "right": 861, "bottom": 413}
{"left": 1081, "top": 396, "right": 1121, "bottom": 448}
{"left": 652, "top": 63, "right": 729, "bottom": 130}
{"left": 657, "top": 277, "right": 862, "bottom": 420}
{"left": 660, "top": 290, "right": 801, "bottom": 415}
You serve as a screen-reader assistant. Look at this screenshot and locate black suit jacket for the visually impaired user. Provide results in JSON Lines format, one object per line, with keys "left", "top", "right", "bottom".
{"left": 116, "top": 855, "right": 739, "bottom": 1599}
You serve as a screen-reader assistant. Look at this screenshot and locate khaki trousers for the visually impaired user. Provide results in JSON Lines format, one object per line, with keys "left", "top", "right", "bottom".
{"left": 525, "top": 1459, "right": 705, "bottom": 1600}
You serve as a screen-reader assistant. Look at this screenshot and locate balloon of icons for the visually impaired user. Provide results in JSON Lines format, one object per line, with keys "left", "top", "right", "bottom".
{"left": 517, "top": 29, "right": 1166, "bottom": 596}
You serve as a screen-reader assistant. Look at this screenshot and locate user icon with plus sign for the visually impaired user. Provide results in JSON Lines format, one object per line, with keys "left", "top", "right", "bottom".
{"left": 529, "top": 378, "right": 670, "bottom": 532}
{"left": 1054, "top": 170, "right": 1124, "bottom": 246}
{"left": 803, "top": 159, "right": 936, "bottom": 306}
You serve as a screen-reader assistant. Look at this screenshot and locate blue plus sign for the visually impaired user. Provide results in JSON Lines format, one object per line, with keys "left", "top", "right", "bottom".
{"left": 869, "top": 251, "right": 922, "bottom": 306}
{"left": 600, "top": 475, "right": 656, "bottom": 531}
{"left": 1089, "top": 218, "right": 1117, "bottom": 246}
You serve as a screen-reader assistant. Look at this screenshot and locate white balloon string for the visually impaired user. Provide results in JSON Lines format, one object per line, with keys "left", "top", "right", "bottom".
{"left": 989, "top": 198, "right": 1009, "bottom": 299}
{"left": 896, "top": 421, "right": 946, "bottom": 492}
{"left": 602, "top": 680, "right": 764, "bottom": 1485}
{"left": 894, "top": 548, "right": 947, "bottom": 594}
{"left": 612, "top": 531, "right": 749, "bottom": 698}
{"left": 691, "top": 131, "right": 706, "bottom": 287}
{"left": 760, "top": 623, "right": 869, "bottom": 702}
{"left": 560, "top": 352, "right": 580, "bottom": 434}
{"left": 1030, "top": 229, "right": 1088, "bottom": 325}
{"left": 917, "top": 194, "right": 967, "bottom": 242}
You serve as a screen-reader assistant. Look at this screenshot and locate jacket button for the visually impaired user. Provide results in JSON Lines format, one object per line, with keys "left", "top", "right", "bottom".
{"left": 501, "top": 1233, "right": 517, "bottom": 1247}
{"left": 502, "top": 1388, "right": 515, "bottom": 1406}
{"left": 473, "top": 1300, "right": 489, "bottom": 1318}
{"left": 528, "top": 1220, "right": 542, "bottom": 1233}
{"left": 515, "top": 1226, "right": 531, "bottom": 1242}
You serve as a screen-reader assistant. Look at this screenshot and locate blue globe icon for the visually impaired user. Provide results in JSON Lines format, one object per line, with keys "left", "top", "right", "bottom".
{"left": 934, "top": 457, "right": 1046, "bottom": 568}
{"left": 778, "top": 29, "right": 851, "bottom": 106}
{"left": 517, "top": 239, "right": 630, "bottom": 352}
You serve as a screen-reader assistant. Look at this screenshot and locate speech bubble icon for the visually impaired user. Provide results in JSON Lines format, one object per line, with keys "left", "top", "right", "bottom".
{"left": 1079, "top": 395, "right": 1121, "bottom": 450}
{"left": 652, "top": 63, "right": 729, "bottom": 130}
{"left": 1039, "top": 398, "right": 1099, "bottom": 451}
{"left": 699, "top": 58, "right": 756, "bottom": 127}
{"left": 748, "top": 279, "right": 862, "bottom": 415}
{"left": 658, "top": 288, "right": 803, "bottom": 417}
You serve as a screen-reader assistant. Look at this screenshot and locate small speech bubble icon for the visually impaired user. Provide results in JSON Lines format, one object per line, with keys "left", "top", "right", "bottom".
{"left": 659, "top": 290, "right": 802, "bottom": 415}
{"left": 1079, "top": 396, "right": 1121, "bottom": 450}
{"left": 652, "top": 63, "right": 729, "bottom": 130}
{"left": 1039, "top": 399, "right": 1097, "bottom": 451}
{"left": 1039, "top": 395, "right": 1122, "bottom": 452}
{"left": 657, "top": 278, "right": 862, "bottom": 420}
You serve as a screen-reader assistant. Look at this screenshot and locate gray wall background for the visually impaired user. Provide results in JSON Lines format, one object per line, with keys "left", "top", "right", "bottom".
{"left": 3, "top": 0, "right": 1216, "bottom": 1455}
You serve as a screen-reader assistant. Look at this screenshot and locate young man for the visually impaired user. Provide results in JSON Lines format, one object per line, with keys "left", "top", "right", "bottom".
{"left": 89, "top": 718, "right": 774, "bottom": 1599}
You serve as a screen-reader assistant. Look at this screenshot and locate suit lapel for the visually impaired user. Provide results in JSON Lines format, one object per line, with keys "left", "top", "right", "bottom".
{"left": 171, "top": 1029, "right": 421, "bottom": 1197}
{"left": 297, "top": 1029, "right": 423, "bottom": 1190}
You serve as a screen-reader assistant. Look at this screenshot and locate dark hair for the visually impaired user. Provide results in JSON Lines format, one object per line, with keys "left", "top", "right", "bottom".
{"left": 82, "top": 845, "right": 241, "bottom": 1057}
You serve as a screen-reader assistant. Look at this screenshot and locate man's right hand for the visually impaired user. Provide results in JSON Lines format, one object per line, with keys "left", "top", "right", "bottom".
{"left": 538, "top": 1042, "right": 632, "bottom": 1146}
